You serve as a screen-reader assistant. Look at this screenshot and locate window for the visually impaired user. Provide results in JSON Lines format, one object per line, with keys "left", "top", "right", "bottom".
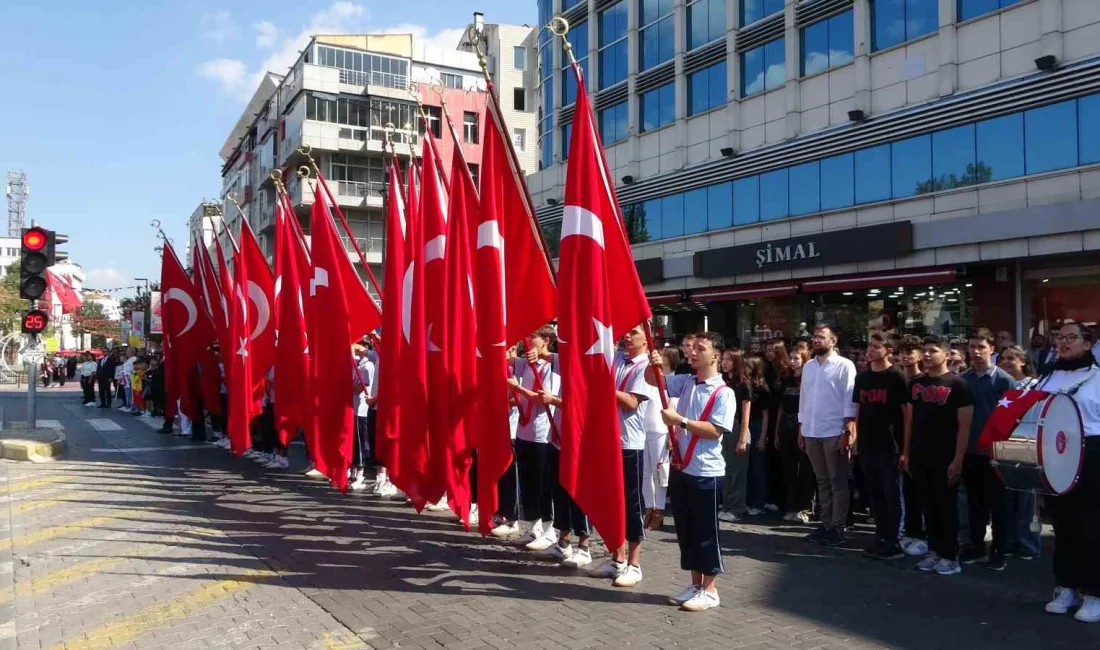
{"left": 707, "top": 182, "right": 732, "bottom": 230}
{"left": 599, "top": 2, "right": 629, "bottom": 89}
{"left": 741, "top": 0, "right": 783, "bottom": 26}
{"left": 540, "top": 132, "right": 553, "bottom": 169}
{"left": 855, "top": 144, "right": 891, "bottom": 203}
{"left": 684, "top": 188, "right": 709, "bottom": 235}
{"left": 514, "top": 88, "right": 527, "bottom": 111}
{"left": 662, "top": 193, "right": 685, "bottom": 238}
{"left": 789, "top": 162, "right": 820, "bottom": 216}
{"left": 1080, "top": 94, "right": 1100, "bottom": 165}
{"left": 872, "top": 0, "right": 937, "bottom": 51}
{"left": 563, "top": 0, "right": 585, "bottom": 8}
{"left": 977, "top": 114, "right": 1024, "bottom": 181}
{"left": 441, "top": 72, "right": 463, "bottom": 89}
{"left": 463, "top": 111, "right": 479, "bottom": 144}
{"left": 741, "top": 37, "right": 785, "bottom": 96}
{"left": 513, "top": 46, "right": 527, "bottom": 70}
{"left": 760, "top": 169, "right": 789, "bottom": 221}
{"left": 1025, "top": 100, "right": 1078, "bottom": 175}
{"left": 513, "top": 128, "right": 527, "bottom": 152}
{"left": 891, "top": 135, "right": 931, "bottom": 199}
{"left": 733, "top": 176, "right": 760, "bottom": 225}
{"left": 639, "top": 0, "right": 675, "bottom": 72}
{"left": 640, "top": 82, "right": 675, "bottom": 132}
{"left": 688, "top": 0, "right": 726, "bottom": 50}
{"left": 802, "top": 10, "right": 854, "bottom": 76}
{"left": 930, "top": 124, "right": 979, "bottom": 191}
{"left": 599, "top": 102, "right": 630, "bottom": 145}
{"left": 420, "top": 106, "right": 442, "bottom": 139}
{"left": 562, "top": 21, "right": 590, "bottom": 105}
{"left": 820, "top": 153, "right": 854, "bottom": 210}
{"left": 958, "top": 0, "right": 1025, "bottom": 21}
{"left": 467, "top": 163, "right": 479, "bottom": 187}
{"left": 688, "top": 60, "right": 727, "bottom": 115}
{"left": 561, "top": 121, "right": 573, "bottom": 158}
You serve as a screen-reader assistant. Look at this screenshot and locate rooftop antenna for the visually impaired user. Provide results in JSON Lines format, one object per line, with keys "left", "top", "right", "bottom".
{"left": 6, "top": 170, "right": 28, "bottom": 237}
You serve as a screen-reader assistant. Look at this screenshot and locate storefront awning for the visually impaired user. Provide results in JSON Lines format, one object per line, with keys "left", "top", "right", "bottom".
{"left": 800, "top": 269, "right": 956, "bottom": 293}
{"left": 646, "top": 290, "right": 686, "bottom": 305}
{"left": 693, "top": 283, "right": 799, "bottom": 302}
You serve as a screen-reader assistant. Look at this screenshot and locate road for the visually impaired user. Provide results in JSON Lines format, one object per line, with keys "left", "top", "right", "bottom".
{"left": 0, "top": 389, "right": 1097, "bottom": 649}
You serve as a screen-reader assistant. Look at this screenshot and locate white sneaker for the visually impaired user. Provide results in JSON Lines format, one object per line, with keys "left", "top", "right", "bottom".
{"left": 1046, "top": 587, "right": 1082, "bottom": 615}
{"left": 796, "top": 511, "right": 812, "bottom": 523}
{"left": 216, "top": 437, "right": 231, "bottom": 449}
{"left": 371, "top": 477, "right": 389, "bottom": 496}
{"left": 718, "top": 511, "right": 741, "bottom": 523}
{"left": 561, "top": 546, "right": 592, "bottom": 568}
{"left": 782, "top": 512, "right": 798, "bottom": 522}
{"left": 763, "top": 503, "right": 780, "bottom": 513}
{"left": 349, "top": 476, "right": 368, "bottom": 491}
{"left": 376, "top": 482, "right": 399, "bottom": 498}
{"left": 490, "top": 521, "right": 518, "bottom": 537}
{"left": 304, "top": 467, "right": 326, "bottom": 479}
{"left": 467, "top": 505, "right": 479, "bottom": 526}
{"left": 140, "top": 412, "right": 152, "bottom": 419}
{"left": 668, "top": 584, "right": 699, "bottom": 606}
{"left": 904, "top": 539, "right": 930, "bottom": 556}
{"left": 84, "top": 402, "right": 96, "bottom": 407}
{"left": 537, "top": 543, "right": 573, "bottom": 561}
{"left": 516, "top": 520, "right": 545, "bottom": 546}
{"left": 612, "top": 564, "right": 643, "bottom": 588}
{"left": 265, "top": 456, "right": 289, "bottom": 470}
{"left": 745, "top": 507, "right": 764, "bottom": 516}
{"left": 1075, "top": 596, "right": 1100, "bottom": 623}
{"left": 680, "top": 589, "right": 720, "bottom": 612}
{"left": 916, "top": 553, "right": 941, "bottom": 572}
{"left": 933, "top": 558, "right": 962, "bottom": 576}
{"left": 425, "top": 496, "right": 450, "bottom": 512}
{"left": 587, "top": 560, "right": 626, "bottom": 579}
{"left": 525, "top": 529, "right": 559, "bottom": 551}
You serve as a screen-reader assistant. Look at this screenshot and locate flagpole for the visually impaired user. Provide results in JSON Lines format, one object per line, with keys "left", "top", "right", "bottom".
{"left": 294, "top": 144, "right": 384, "bottom": 299}
{"left": 467, "top": 21, "right": 559, "bottom": 285}
{"left": 551, "top": 15, "right": 676, "bottom": 463}
{"left": 270, "top": 170, "right": 312, "bottom": 260}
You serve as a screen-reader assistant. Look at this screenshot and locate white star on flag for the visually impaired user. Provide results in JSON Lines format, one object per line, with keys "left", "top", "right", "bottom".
{"left": 585, "top": 317, "right": 615, "bottom": 370}
{"left": 997, "top": 397, "right": 1012, "bottom": 409}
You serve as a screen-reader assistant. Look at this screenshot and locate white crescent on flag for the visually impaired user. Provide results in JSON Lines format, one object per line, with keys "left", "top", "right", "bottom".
{"left": 561, "top": 205, "right": 605, "bottom": 248}
{"left": 164, "top": 288, "right": 198, "bottom": 337}
{"left": 248, "top": 281, "right": 270, "bottom": 341}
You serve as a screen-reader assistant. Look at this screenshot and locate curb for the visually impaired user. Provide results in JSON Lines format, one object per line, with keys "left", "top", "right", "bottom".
{"left": 0, "top": 433, "right": 66, "bottom": 463}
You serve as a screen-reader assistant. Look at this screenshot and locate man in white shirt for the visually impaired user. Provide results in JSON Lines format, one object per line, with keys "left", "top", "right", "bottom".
{"left": 649, "top": 332, "right": 737, "bottom": 613}
{"left": 798, "top": 324, "right": 857, "bottom": 547}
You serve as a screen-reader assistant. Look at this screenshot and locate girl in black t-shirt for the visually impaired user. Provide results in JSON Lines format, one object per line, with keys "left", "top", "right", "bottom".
{"left": 775, "top": 350, "right": 814, "bottom": 520}
{"left": 719, "top": 349, "right": 752, "bottom": 521}
{"left": 743, "top": 356, "right": 772, "bottom": 515}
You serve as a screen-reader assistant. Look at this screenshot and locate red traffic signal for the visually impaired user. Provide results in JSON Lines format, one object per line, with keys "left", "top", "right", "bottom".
{"left": 21, "top": 309, "right": 49, "bottom": 334}
{"left": 22, "top": 227, "right": 48, "bottom": 251}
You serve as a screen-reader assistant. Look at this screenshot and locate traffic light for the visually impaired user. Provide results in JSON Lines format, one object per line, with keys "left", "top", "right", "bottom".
{"left": 20, "top": 226, "right": 55, "bottom": 301}
{"left": 21, "top": 308, "right": 48, "bottom": 334}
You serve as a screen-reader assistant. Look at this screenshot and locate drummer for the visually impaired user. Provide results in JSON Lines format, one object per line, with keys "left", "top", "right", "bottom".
{"left": 1039, "top": 321, "right": 1100, "bottom": 623}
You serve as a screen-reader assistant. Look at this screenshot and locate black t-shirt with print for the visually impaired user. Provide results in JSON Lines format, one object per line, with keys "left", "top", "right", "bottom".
{"left": 907, "top": 373, "right": 973, "bottom": 460}
{"left": 853, "top": 368, "right": 910, "bottom": 455}
{"left": 747, "top": 384, "right": 771, "bottom": 423}
{"left": 777, "top": 375, "right": 801, "bottom": 414}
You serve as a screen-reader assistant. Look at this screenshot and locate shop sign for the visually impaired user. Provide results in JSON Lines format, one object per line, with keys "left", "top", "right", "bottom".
{"left": 693, "top": 222, "right": 913, "bottom": 278}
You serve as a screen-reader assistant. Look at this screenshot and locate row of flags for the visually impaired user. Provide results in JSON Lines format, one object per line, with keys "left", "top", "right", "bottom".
{"left": 156, "top": 62, "right": 650, "bottom": 552}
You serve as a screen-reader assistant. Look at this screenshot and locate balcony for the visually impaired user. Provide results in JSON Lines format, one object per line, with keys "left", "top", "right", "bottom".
{"left": 341, "top": 236, "right": 383, "bottom": 265}
{"left": 334, "top": 180, "right": 384, "bottom": 209}
{"left": 337, "top": 68, "right": 408, "bottom": 90}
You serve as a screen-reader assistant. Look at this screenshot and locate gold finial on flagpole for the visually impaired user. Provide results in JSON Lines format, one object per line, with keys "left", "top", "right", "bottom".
{"left": 548, "top": 15, "right": 577, "bottom": 68}
{"left": 464, "top": 23, "right": 490, "bottom": 76}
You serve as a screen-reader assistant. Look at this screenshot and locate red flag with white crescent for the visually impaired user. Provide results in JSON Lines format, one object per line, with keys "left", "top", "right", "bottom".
{"left": 274, "top": 197, "right": 310, "bottom": 446}
{"left": 376, "top": 160, "right": 407, "bottom": 473}
{"left": 978, "top": 388, "right": 1050, "bottom": 451}
{"left": 239, "top": 222, "right": 276, "bottom": 397}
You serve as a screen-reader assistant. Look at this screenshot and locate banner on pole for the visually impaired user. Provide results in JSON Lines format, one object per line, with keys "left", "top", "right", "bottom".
{"left": 131, "top": 311, "right": 146, "bottom": 348}
{"left": 149, "top": 291, "right": 163, "bottom": 334}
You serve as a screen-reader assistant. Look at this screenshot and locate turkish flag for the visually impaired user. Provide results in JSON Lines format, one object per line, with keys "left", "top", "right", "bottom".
{"left": 438, "top": 142, "right": 477, "bottom": 526}
{"left": 375, "top": 161, "right": 407, "bottom": 473}
{"left": 191, "top": 242, "right": 224, "bottom": 416}
{"left": 159, "top": 240, "right": 215, "bottom": 421}
{"left": 239, "top": 221, "right": 276, "bottom": 399}
{"left": 979, "top": 388, "right": 1050, "bottom": 451}
{"left": 556, "top": 72, "right": 652, "bottom": 551}
{"left": 195, "top": 241, "right": 230, "bottom": 358}
{"left": 308, "top": 183, "right": 380, "bottom": 491}
{"left": 226, "top": 234, "right": 253, "bottom": 456}
{"left": 392, "top": 162, "right": 430, "bottom": 500}
{"left": 274, "top": 196, "right": 310, "bottom": 447}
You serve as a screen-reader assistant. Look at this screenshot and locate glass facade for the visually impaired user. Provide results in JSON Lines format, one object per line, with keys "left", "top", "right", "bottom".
{"left": 571, "top": 93, "right": 1100, "bottom": 245}
{"left": 872, "top": 0, "right": 938, "bottom": 51}
{"left": 599, "top": 2, "right": 629, "bottom": 88}
{"left": 639, "top": 0, "right": 675, "bottom": 72}
{"left": 599, "top": 102, "right": 630, "bottom": 145}
{"left": 562, "top": 21, "right": 590, "bottom": 106}
{"left": 538, "top": 0, "right": 554, "bottom": 169}
{"left": 689, "top": 60, "right": 728, "bottom": 115}
{"left": 802, "top": 10, "right": 854, "bottom": 76}
{"left": 315, "top": 45, "right": 409, "bottom": 88}
{"left": 742, "top": 37, "right": 785, "bottom": 96}
{"left": 958, "top": 0, "right": 1025, "bottom": 21}
{"left": 688, "top": 0, "right": 727, "bottom": 51}
{"left": 741, "top": 0, "right": 784, "bottom": 27}
{"left": 641, "top": 82, "right": 675, "bottom": 132}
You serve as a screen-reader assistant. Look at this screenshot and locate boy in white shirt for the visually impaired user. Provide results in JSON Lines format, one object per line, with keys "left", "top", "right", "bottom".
{"left": 648, "top": 331, "right": 737, "bottom": 612}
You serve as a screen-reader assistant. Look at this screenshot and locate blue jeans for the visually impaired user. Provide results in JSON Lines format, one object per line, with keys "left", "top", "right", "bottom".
{"left": 1005, "top": 490, "right": 1042, "bottom": 556}
{"left": 746, "top": 419, "right": 768, "bottom": 510}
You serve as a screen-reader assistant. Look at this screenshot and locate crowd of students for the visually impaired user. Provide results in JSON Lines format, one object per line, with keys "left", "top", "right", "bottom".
{"left": 158, "top": 318, "right": 1100, "bottom": 620}
{"left": 73, "top": 347, "right": 166, "bottom": 418}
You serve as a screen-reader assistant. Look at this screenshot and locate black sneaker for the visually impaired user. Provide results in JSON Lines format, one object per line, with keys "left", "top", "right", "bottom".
{"left": 959, "top": 549, "right": 988, "bottom": 565}
{"left": 822, "top": 529, "right": 846, "bottom": 547}
{"left": 862, "top": 542, "right": 882, "bottom": 559}
{"left": 1014, "top": 549, "right": 1037, "bottom": 561}
{"left": 876, "top": 544, "right": 907, "bottom": 561}
{"left": 986, "top": 554, "right": 1007, "bottom": 571}
{"left": 805, "top": 526, "right": 828, "bottom": 543}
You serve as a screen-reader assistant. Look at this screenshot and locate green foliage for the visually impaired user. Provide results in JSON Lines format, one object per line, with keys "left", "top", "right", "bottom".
{"left": 0, "top": 261, "right": 29, "bottom": 333}
{"left": 915, "top": 162, "right": 995, "bottom": 195}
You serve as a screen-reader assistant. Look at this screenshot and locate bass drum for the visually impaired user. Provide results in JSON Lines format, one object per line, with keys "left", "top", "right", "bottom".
{"left": 992, "top": 393, "right": 1085, "bottom": 495}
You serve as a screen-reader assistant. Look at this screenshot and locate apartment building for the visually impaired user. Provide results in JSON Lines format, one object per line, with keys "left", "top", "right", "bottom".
{"left": 529, "top": 0, "right": 1100, "bottom": 346}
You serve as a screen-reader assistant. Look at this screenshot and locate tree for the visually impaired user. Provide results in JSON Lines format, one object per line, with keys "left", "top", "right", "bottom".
{"left": 915, "top": 162, "right": 995, "bottom": 195}
{"left": 0, "top": 261, "right": 27, "bottom": 334}
{"left": 71, "top": 302, "right": 114, "bottom": 341}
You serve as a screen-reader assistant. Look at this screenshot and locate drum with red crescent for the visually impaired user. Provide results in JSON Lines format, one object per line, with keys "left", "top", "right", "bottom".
{"left": 992, "top": 393, "right": 1085, "bottom": 495}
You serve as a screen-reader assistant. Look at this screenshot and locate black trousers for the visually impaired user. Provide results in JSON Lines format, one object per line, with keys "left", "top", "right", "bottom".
{"left": 860, "top": 450, "right": 902, "bottom": 545}
{"left": 353, "top": 415, "right": 369, "bottom": 468}
{"left": 669, "top": 470, "right": 724, "bottom": 576}
{"left": 81, "top": 378, "right": 95, "bottom": 404}
{"left": 97, "top": 378, "right": 112, "bottom": 407}
{"left": 496, "top": 445, "right": 519, "bottom": 521}
{"left": 903, "top": 471, "right": 925, "bottom": 539}
{"left": 190, "top": 401, "right": 207, "bottom": 442}
{"left": 911, "top": 451, "right": 958, "bottom": 560}
{"left": 515, "top": 439, "right": 553, "bottom": 522}
{"left": 546, "top": 446, "right": 588, "bottom": 537}
{"left": 777, "top": 413, "right": 814, "bottom": 513}
{"left": 962, "top": 453, "right": 1008, "bottom": 556}
{"left": 1052, "top": 439, "right": 1100, "bottom": 596}
{"left": 366, "top": 409, "right": 377, "bottom": 464}
{"left": 622, "top": 449, "right": 646, "bottom": 544}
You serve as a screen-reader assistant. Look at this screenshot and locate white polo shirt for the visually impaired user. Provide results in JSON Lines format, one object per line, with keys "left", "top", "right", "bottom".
{"left": 665, "top": 373, "right": 737, "bottom": 477}
{"left": 514, "top": 355, "right": 561, "bottom": 444}
{"left": 615, "top": 351, "right": 655, "bottom": 451}
{"left": 799, "top": 351, "right": 857, "bottom": 438}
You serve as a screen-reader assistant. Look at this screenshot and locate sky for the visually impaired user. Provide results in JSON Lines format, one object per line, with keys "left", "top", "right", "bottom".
{"left": 0, "top": 0, "right": 536, "bottom": 298}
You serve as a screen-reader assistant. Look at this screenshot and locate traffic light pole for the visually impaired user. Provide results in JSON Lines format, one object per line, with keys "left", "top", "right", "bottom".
{"left": 25, "top": 334, "right": 37, "bottom": 427}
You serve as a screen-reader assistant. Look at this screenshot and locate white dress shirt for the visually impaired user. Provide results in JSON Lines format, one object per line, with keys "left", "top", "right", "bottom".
{"left": 664, "top": 374, "right": 736, "bottom": 477}
{"left": 798, "top": 350, "right": 857, "bottom": 438}
{"left": 615, "top": 351, "right": 655, "bottom": 451}
{"left": 514, "top": 355, "right": 561, "bottom": 444}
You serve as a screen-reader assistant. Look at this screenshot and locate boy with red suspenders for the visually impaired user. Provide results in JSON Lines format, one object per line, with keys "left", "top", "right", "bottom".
{"left": 648, "top": 331, "right": 737, "bottom": 612}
